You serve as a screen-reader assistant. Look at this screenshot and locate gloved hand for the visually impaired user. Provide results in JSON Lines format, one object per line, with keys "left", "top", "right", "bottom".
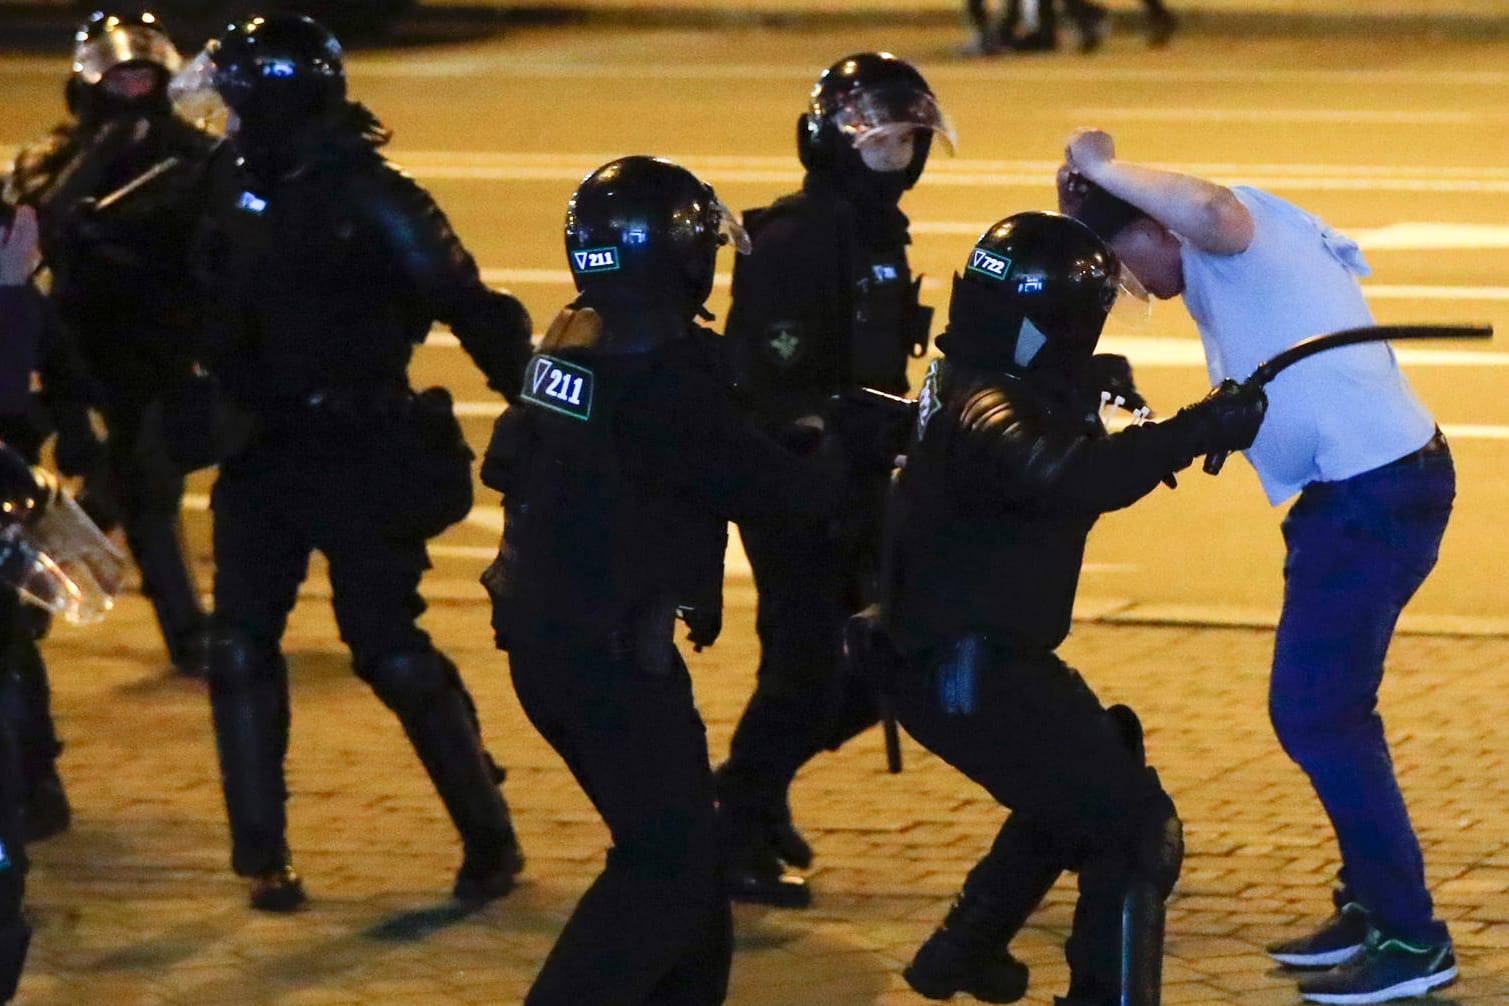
{"left": 828, "top": 387, "right": 915, "bottom": 473}
{"left": 52, "top": 415, "right": 104, "bottom": 478}
{"left": 1174, "top": 379, "right": 1267, "bottom": 456}
{"left": 1084, "top": 353, "right": 1147, "bottom": 414}
{"left": 678, "top": 604, "right": 722, "bottom": 652}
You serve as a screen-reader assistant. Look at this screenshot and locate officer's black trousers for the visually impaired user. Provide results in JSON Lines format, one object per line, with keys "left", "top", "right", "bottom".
{"left": 893, "top": 645, "right": 1177, "bottom": 1000}
{"left": 99, "top": 394, "right": 204, "bottom": 663}
{"left": 509, "top": 638, "right": 731, "bottom": 1006}
{"left": 0, "top": 678, "right": 31, "bottom": 1003}
{"left": 209, "top": 448, "right": 452, "bottom": 875}
{"left": 0, "top": 595, "right": 59, "bottom": 813}
{"left": 720, "top": 515, "right": 878, "bottom": 816}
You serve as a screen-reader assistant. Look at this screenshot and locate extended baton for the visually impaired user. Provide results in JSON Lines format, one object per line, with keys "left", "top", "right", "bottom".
{"left": 1204, "top": 322, "right": 1494, "bottom": 475}
{"left": 93, "top": 155, "right": 183, "bottom": 213}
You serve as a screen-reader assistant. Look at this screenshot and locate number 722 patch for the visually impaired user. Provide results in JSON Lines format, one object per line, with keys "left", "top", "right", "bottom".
{"left": 522, "top": 354, "right": 595, "bottom": 421}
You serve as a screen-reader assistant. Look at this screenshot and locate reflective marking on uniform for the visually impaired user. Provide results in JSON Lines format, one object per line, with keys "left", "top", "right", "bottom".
{"left": 520, "top": 354, "right": 594, "bottom": 421}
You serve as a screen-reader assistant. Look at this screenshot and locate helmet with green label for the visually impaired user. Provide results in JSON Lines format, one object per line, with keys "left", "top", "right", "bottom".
{"left": 941, "top": 211, "right": 1120, "bottom": 372}
{"left": 564, "top": 155, "right": 750, "bottom": 316}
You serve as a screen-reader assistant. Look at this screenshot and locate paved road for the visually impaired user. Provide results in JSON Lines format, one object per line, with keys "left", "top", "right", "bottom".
{"left": 3, "top": 11, "right": 1508, "bottom": 1006}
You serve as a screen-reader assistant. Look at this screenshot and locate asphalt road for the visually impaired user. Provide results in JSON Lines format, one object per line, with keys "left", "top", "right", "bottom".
{"left": 2, "top": 17, "right": 1508, "bottom": 621}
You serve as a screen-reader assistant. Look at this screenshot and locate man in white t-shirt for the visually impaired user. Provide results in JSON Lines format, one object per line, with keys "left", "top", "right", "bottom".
{"left": 1058, "top": 128, "right": 1457, "bottom": 1006}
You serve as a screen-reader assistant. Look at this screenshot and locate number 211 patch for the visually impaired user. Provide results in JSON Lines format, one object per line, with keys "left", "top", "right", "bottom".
{"left": 522, "top": 354, "right": 595, "bottom": 421}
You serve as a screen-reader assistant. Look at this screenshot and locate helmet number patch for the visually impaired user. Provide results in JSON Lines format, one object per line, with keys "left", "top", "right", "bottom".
{"left": 521, "top": 354, "right": 594, "bottom": 422}
{"left": 966, "top": 247, "right": 1011, "bottom": 281}
{"left": 570, "top": 247, "right": 620, "bottom": 274}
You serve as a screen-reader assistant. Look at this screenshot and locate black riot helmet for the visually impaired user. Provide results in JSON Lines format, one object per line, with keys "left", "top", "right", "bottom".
{"left": 798, "top": 52, "right": 955, "bottom": 191}
{"left": 939, "top": 211, "right": 1121, "bottom": 373}
{"left": 68, "top": 10, "right": 181, "bottom": 116}
{"left": 203, "top": 14, "right": 345, "bottom": 134}
{"left": 0, "top": 446, "right": 48, "bottom": 528}
{"left": 564, "top": 156, "right": 750, "bottom": 319}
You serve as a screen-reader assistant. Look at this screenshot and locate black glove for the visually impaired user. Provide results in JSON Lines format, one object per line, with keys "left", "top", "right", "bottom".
{"left": 828, "top": 387, "right": 916, "bottom": 473}
{"left": 1084, "top": 353, "right": 1147, "bottom": 414}
{"left": 678, "top": 604, "right": 722, "bottom": 652}
{"left": 1174, "top": 379, "right": 1267, "bottom": 456}
{"left": 52, "top": 413, "right": 104, "bottom": 478}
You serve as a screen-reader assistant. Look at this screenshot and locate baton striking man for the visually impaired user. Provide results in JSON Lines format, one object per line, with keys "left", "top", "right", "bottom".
{"left": 1060, "top": 128, "right": 1458, "bottom": 1005}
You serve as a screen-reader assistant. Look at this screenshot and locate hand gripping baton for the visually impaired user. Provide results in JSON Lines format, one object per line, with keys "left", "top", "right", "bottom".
{"left": 1204, "top": 323, "right": 1494, "bottom": 475}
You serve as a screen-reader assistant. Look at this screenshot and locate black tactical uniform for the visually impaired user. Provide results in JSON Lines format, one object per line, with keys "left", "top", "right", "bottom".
{"left": 0, "top": 261, "right": 40, "bottom": 1005}
{"left": 179, "top": 16, "right": 533, "bottom": 911}
{"left": 483, "top": 156, "right": 849, "bottom": 1006}
{"left": 0, "top": 218, "right": 89, "bottom": 844}
{"left": 881, "top": 213, "right": 1266, "bottom": 1006}
{"left": 717, "top": 52, "right": 953, "bottom": 906}
{"left": 5, "top": 11, "right": 216, "bottom": 676}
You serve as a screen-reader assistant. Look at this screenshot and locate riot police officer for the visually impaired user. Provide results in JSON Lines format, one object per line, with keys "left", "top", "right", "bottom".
{"left": 482, "top": 156, "right": 853, "bottom": 1006}
{"left": 4, "top": 10, "right": 216, "bottom": 678}
{"left": 0, "top": 203, "right": 90, "bottom": 843}
{"left": 173, "top": 15, "right": 533, "bottom": 911}
{"left": 878, "top": 212, "right": 1266, "bottom": 1005}
{"left": 717, "top": 51, "right": 953, "bottom": 906}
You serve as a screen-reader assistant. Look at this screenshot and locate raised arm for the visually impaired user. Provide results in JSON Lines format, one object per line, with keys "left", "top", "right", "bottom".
{"left": 1064, "top": 128, "right": 1253, "bottom": 255}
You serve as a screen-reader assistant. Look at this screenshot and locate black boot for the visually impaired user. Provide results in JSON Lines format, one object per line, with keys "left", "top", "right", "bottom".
{"left": 715, "top": 764, "right": 811, "bottom": 908}
{"left": 248, "top": 863, "right": 306, "bottom": 913}
{"left": 905, "top": 899, "right": 1031, "bottom": 1003}
{"left": 363, "top": 651, "right": 524, "bottom": 903}
{"left": 906, "top": 813, "right": 1065, "bottom": 1003}
{"left": 207, "top": 629, "right": 295, "bottom": 904}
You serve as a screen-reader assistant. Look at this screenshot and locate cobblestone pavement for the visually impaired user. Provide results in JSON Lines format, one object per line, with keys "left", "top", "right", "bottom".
{"left": 16, "top": 574, "right": 1509, "bottom": 1005}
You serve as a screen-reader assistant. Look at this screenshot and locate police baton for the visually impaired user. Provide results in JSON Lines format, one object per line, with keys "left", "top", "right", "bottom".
{"left": 93, "top": 155, "right": 183, "bottom": 213}
{"left": 1204, "top": 322, "right": 1494, "bottom": 475}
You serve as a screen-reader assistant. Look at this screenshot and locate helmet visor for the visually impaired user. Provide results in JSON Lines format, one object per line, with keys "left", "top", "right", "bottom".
{"left": 1104, "top": 263, "right": 1154, "bottom": 335}
{"left": 73, "top": 24, "right": 181, "bottom": 85}
{"left": 168, "top": 47, "right": 230, "bottom": 133}
{"left": 830, "top": 89, "right": 957, "bottom": 157}
{"left": 712, "top": 197, "right": 752, "bottom": 255}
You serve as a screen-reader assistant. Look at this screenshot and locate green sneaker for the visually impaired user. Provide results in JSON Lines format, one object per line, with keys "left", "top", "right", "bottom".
{"left": 1298, "top": 929, "right": 1456, "bottom": 1004}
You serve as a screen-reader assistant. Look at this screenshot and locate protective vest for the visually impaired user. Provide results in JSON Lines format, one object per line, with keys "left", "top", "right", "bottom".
{"left": 727, "top": 179, "right": 928, "bottom": 425}
{"left": 481, "top": 318, "right": 728, "bottom": 648}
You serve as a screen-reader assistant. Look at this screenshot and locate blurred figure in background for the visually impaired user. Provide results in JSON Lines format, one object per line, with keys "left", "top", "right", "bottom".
{"left": 4, "top": 10, "right": 217, "bottom": 678}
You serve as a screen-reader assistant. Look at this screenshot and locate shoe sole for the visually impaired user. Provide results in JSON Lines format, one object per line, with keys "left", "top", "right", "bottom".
{"left": 1270, "top": 945, "right": 1364, "bottom": 968}
{"left": 1300, "top": 965, "right": 1457, "bottom": 1004}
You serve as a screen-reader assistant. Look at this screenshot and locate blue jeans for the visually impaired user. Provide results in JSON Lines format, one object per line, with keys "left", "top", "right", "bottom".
{"left": 1270, "top": 447, "right": 1454, "bottom": 945}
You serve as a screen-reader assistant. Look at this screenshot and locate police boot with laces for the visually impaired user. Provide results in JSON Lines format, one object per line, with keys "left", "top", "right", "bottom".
{"left": 248, "top": 863, "right": 305, "bottom": 912}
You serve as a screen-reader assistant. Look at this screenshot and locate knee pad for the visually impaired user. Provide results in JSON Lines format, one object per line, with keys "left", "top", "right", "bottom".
{"left": 208, "top": 628, "right": 276, "bottom": 693}
{"left": 1134, "top": 805, "right": 1184, "bottom": 900}
{"left": 359, "top": 650, "right": 455, "bottom": 716}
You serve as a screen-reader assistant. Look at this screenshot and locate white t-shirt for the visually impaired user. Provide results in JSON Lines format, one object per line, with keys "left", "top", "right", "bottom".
{"left": 1179, "top": 186, "right": 1436, "bottom": 505}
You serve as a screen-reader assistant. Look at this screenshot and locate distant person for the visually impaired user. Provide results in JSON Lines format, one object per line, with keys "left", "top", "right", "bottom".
{"left": 1011, "top": 0, "right": 1109, "bottom": 54}
{"left": 1061, "top": 127, "right": 1458, "bottom": 1004}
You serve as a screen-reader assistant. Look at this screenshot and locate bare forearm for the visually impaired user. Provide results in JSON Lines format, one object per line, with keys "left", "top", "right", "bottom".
{"left": 1064, "top": 129, "right": 1253, "bottom": 254}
